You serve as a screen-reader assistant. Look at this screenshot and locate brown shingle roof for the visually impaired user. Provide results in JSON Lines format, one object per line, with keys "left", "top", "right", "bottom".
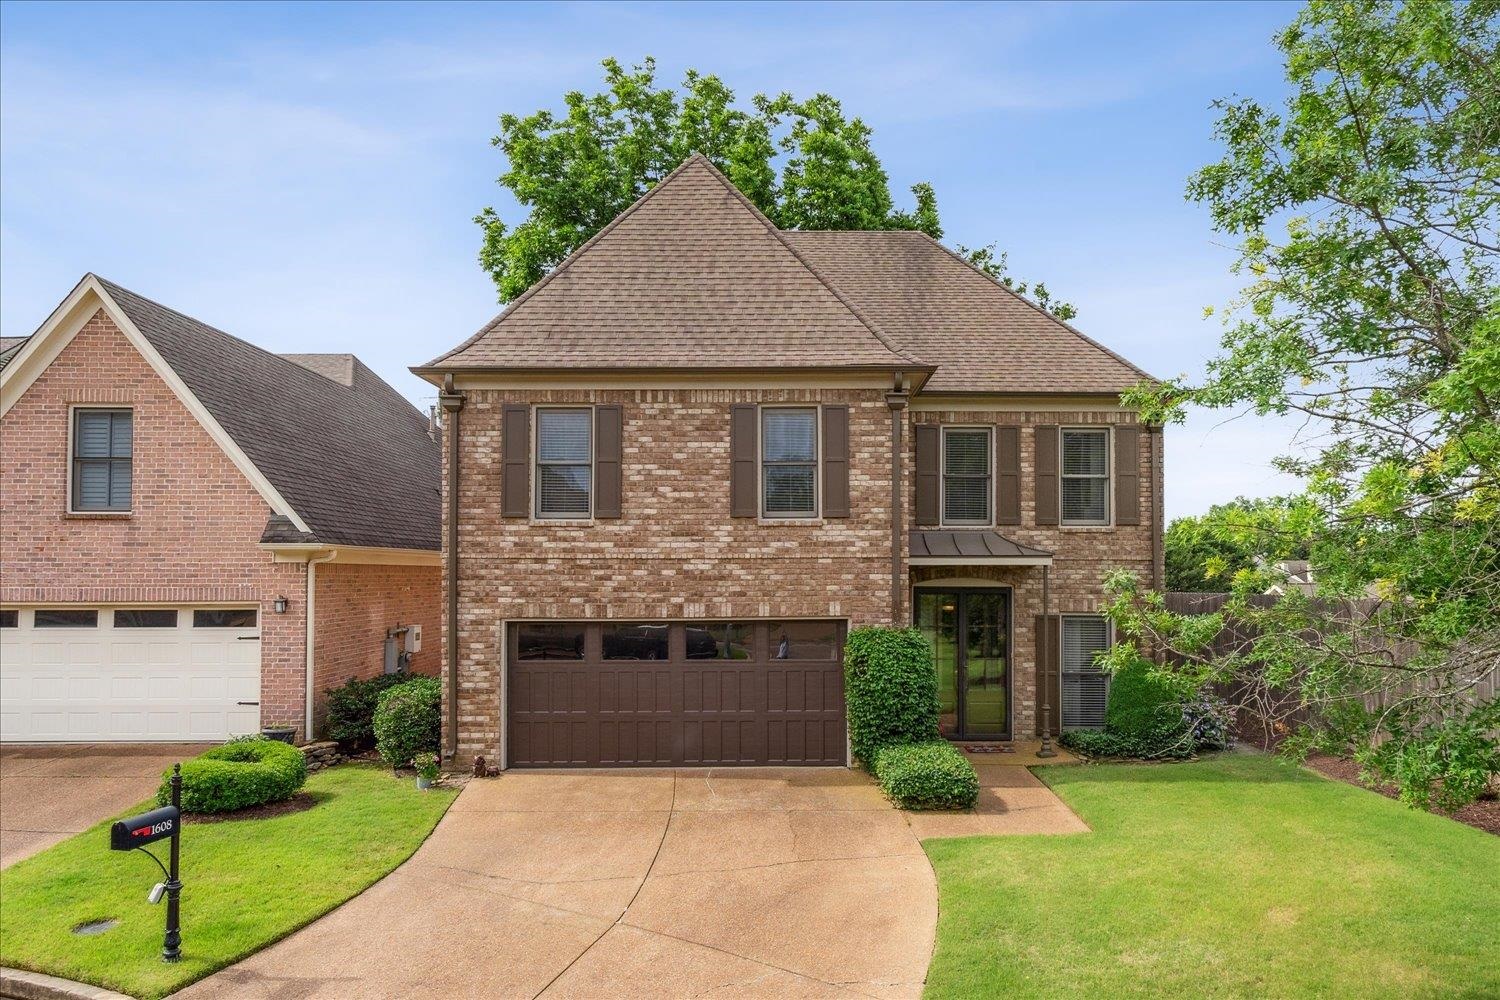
{"left": 422, "top": 155, "right": 924, "bottom": 373}
{"left": 782, "top": 230, "right": 1153, "bottom": 394}
{"left": 97, "top": 278, "right": 441, "bottom": 551}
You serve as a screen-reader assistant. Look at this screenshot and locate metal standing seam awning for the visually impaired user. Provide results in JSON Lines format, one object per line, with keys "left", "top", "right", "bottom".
{"left": 908, "top": 530, "right": 1053, "bottom": 567}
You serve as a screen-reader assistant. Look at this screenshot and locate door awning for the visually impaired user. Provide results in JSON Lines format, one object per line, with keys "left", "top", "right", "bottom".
{"left": 909, "top": 530, "right": 1053, "bottom": 567}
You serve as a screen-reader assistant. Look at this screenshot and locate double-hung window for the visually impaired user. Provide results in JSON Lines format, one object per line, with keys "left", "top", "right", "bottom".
{"left": 942, "top": 427, "right": 991, "bottom": 525}
{"left": 761, "top": 407, "right": 818, "bottom": 517}
{"left": 535, "top": 408, "right": 593, "bottom": 519}
{"left": 1061, "top": 428, "right": 1109, "bottom": 525}
{"left": 1061, "top": 615, "right": 1110, "bottom": 729}
{"left": 72, "top": 408, "right": 132, "bottom": 512}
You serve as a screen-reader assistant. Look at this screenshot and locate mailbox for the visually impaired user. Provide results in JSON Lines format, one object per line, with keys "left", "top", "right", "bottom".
{"left": 110, "top": 805, "right": 180, "bottom": 852}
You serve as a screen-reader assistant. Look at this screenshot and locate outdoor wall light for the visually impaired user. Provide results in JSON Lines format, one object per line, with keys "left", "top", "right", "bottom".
{"left": 273, "top": 596, "right": 289, "bottom": 614}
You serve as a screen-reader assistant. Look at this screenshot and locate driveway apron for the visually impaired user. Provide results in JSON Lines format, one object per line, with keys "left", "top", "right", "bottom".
{"left": 176, "top": 767, "right": 938, "bottom": 999}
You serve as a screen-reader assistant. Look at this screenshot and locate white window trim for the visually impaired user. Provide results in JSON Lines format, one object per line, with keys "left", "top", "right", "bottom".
{"left": 939, "top": 424, "right": 994, "bottom": 528}
{"left": 758, "top": 404, "right": 821, "bottom": 520}
{"left": 532, "top": 404, "right": 595, "bottom": 521}
{"left": 1060, "top": 613, "right": 1112, "bottom": 731}
{"left": 67, "top": 404, "right": 133, "bottom": 516}
{"left": 1059, "top": 426, "right": 1112, "bottom": 527}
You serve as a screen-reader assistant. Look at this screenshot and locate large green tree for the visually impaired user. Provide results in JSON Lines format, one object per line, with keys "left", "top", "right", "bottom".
{"left": 1108, "top": 0, "right": 1499, "bottom": 810}
{"left": 1164, "top": 496, "right": 1313, "bottom": 592}
{"left": 476, "top": 58, "right": 1072, "bottom": 317}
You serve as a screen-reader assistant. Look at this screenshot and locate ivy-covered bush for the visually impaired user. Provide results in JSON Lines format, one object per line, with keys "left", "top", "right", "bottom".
{"left": 873, "top": 741, "right": 979, "bottom": 810}
{"left": 373, "top": 676, "right": 442, "bottom": 770}
{"left": 324, "top": 672, "right": 410, "bottom": 749}
{"left": 159, "top": 737, "right": 307, "bottom": 813}
{"left": 844, "top": 627, "right": 940, "bottom": 766}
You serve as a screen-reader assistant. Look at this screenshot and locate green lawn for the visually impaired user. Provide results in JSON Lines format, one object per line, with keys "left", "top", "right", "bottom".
{"left": 923, "top": 754, "right": 1500, "bottom": 1000}
{"left": 0, "top": 764, "right": 457, "bottom": 1000}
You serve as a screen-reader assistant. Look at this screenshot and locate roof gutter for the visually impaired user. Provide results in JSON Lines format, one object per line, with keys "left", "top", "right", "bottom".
{"left": 438, "top": 374, "right": 466, "bottom": 765}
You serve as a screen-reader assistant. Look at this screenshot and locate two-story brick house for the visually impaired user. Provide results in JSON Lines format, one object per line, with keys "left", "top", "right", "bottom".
{"left": 418, "top": 155, "right": 1162, "bottom": 770}
{"left": 1, "top": 275, "right": 442, "bottom": 743}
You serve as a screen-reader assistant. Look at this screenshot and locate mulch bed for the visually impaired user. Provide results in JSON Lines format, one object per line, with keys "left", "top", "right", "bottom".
{"left": 1304, "top": 753, "right": 1499, "bottom": 837}
{"left": 183, "top": 791, "right": 321, "bottom": 824}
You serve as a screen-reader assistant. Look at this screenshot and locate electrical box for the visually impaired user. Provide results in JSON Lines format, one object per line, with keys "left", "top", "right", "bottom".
{"left": 406, "top": 624, "right": 422, "bottom": 654}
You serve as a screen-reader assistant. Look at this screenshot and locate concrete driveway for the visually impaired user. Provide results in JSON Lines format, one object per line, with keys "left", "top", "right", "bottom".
{"left": 179, "top": 767, "right": 939, "bottom": 999}
{"left": 0, "top": 744, "right": 209, "bottom": 867}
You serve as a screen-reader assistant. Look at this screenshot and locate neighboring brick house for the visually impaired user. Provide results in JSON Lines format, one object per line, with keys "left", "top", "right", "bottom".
{"left": 417, "top": 155, "right": 1163, "bottom": 770}
{"left": 0, "top": 275, "right": 441, "bottom": 743}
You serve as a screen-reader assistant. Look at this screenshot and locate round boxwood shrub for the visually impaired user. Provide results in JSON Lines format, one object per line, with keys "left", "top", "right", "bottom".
{"left": 844, "top": 627, "right": 940, "bottom": 766}
{"left": 1104, "top": 656, "right": 1189, "bottom": 739}
{"left": 158, "top": 737, "right": 307, "bottom": 814}
{"left": 873, "top": 741, "right": 979, "bottom": 810}
{"left": 373, "top": 675, "right": 442, "bottom": 770}
{"left": 324, "top": 671, "right": 411, "bottom": 749}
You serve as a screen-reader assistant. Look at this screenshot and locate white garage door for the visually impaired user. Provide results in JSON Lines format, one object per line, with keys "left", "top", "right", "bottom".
{"left": 0, "top": 607, "right": 261, "bottom": 742}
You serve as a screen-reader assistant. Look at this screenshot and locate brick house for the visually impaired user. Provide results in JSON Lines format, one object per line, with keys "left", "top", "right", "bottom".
{"left": 417, "top": 155, "right": 1163, "bottom": 770}
{"left": 0, "top": 275, "right": 441, "bottom": 743}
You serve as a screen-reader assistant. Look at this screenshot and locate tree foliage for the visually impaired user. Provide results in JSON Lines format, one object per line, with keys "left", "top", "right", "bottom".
{"left": 1165, "top": 496, "right": 1314, "bottom": 591}
{"left": 476, "top": 57, "right": 1070, "bottom": 317}
{"left": 1115, "top": 0, "right": 1500, "bottom": 809}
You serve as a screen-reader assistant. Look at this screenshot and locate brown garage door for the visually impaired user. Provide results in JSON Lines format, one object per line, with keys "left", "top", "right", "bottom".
{"left": 507, "top": 620, "right": 846, "bottom": 768}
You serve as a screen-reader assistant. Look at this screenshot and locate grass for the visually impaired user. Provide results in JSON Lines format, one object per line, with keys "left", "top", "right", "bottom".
{"left": 923, "top": 753, "right": 1500, "bottom": 1000}
{"left": 0, "top": 763, "right": 457, "bottom": 1000}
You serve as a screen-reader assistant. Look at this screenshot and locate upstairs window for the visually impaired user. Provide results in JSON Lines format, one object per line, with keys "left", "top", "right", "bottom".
{"left": 72, "top": 408, "right": 132, "bottom": 512}
{"left": 942, "top": 428, "right": 991, "bottom": 525}
{"left": 761, "top": 407, "right": 818, "bottom": 517}
{"left": 1061, "top": 428, "right": 1109, "bottom": 525}
{"left": 535, "top": 408, "right": 592, "bottom": 519}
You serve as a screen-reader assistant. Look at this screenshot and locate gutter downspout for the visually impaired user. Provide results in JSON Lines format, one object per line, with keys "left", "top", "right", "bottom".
{"left": 439, "top": 374, "right": 466, "bottom": 764}
{"left": 1149, "top": 425, "right": 1165, "bottom": 592}
{"left": 305, "top": 549, "right": 338, "bottom": 741}
{"left": 886, "top": 378, "right": 909, "bottom": 624}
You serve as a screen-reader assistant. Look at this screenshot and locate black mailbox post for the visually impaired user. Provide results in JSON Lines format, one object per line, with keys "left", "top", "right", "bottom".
{"left": 110, "top": 762, "right": 184, "bottom": 962}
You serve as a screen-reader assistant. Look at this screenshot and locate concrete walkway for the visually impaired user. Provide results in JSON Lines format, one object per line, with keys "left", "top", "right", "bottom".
{"left": 0, "top": 744, "right": 209, "bottom": 868}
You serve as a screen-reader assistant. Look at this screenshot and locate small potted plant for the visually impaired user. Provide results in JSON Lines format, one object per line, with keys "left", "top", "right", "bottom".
{"left": 414, "top": 751, "right": 440, "bottom": 790}
{"left": 261, "top": 722, "right": 297, "bottom": 744}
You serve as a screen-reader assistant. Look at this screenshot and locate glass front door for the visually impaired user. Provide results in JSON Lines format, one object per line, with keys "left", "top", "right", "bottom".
{"left": 915, "top": 589, "right": 1011, "bottom": 739}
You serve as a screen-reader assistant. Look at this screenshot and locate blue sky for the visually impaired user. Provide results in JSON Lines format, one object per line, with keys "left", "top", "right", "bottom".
{"left": 1, "top": 0, "right": 1305, "bottom": 518}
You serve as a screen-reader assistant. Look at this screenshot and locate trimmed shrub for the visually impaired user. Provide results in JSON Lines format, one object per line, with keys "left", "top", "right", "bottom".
{"left": 844, "top": 627, "right": 940, "bottom": 766}
{"left": 1059, "top": 725, "right": 1195, "bottom": 761}
{"left": 159, "top": 737, "right": 307, "bottom": 814}
{"left": 1105, "top": 657, "right": 1188, "bottom": 738}
{"left": 373, "top": 676, "right": 442, "bottom": 769}
{"left": 325, "top": 672, "right": 410, "bottom": 749}
{"left": 873, "top": 741, "right": 979, "bottom": 810}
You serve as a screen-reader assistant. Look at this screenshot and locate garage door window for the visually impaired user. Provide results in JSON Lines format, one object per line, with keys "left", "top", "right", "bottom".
{"left": 686, "top": 622, "right": 754, "bottom": 660}
{"left": 115, "top": 609, "right": 178, "bottom": 628}
{"left": 516, "top": 623, "right": 585, "bottom": 660}
{"left": 602, "top": 623, "right": 669, "bottom": 660}
{"left": 768, "top": 620, "right": 839, "bottom": 660}
{"left": 193, "top": 609, "right": 257, "bottom": 628}
{"left": 0, "top": 610, "right": 17, "bottom": 628}
{"left": 34, "top": 609, "right": 99, "bottom": 628}
{"left": 72, "top": 408, "right": 133, "bottom": 512}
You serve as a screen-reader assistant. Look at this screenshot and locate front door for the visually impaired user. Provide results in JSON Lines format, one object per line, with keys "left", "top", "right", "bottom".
{"left": 915, "top": 589, "right": 1011, "bottom": 739}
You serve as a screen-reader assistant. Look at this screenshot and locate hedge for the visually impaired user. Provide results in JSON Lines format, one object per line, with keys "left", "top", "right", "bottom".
{"left": 324, "top": 672, "right": 411, "bottom": 749}
{"left": 1059, "top": 656, "right": 1206, "bottom": 760}
{"left": 158, "top": 737, "right": 307, "bottom": 814}
{"left": 373, "top": 676, "right": 442, "bottom": 769}
{"left": 873, "top": 741, "right": 979, "bottom": 810}
{"left": 844, "top": 626, "right": 941, "bottom": 766}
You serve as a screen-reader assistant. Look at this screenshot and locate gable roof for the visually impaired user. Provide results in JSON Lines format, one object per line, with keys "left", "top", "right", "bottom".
{"left": 0, "top": 337, "right": 28, "bottom": 372}
{"left": 421, "top": 155, "right": 925, "bottom": 374}
{"left": 781, "top": 231, "right": 1153, "bottom": 394}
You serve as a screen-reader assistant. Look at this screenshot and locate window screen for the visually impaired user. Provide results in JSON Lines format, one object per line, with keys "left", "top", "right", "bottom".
{"left": 535, "top": 408, "right": 592, "bottom": 518}
{"left": 1061, "top": 616, "right": 1110, "bottom": 729}
{"left": 72, "top": 409, "right": 132, "bottom": 511}
{"left": 762, "top": 408, "right": 817, "bottom": 516}
{"left": 1061, "top": 429, "right": 1109, "bottom": 524}
{"left": 942, "top": 428, "right": 991, "bottom": 524}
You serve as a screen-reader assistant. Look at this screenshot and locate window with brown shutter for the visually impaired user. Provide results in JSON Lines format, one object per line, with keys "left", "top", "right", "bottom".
{"left": 761, "top": 407, "right": 818, "bottom": 517}
{"left": 1034, "top": 425, "right": 1059, "bottom": 525}
{"left": 914, "top": 424, "right": 940, "bottom": 526}
{"left": 594, "top": 405, "right": 623, "bottom": 519}
{"left": 501, "top": 404, "right": 530, "bottom": 518}
{"left": 821, "top": 405, "right": 849, "bottom": 518}
{"left": 730, "top": 404, "right": 757, "bottom": 518}
{"left": 996, "top": 425, "right": 1021, "bottom": 525}
{"left": 1061, "top": 428, "right": 1110, "bottom": 525}
{"left": 1114, "top": 424, "right": 1141, "bottom": 526}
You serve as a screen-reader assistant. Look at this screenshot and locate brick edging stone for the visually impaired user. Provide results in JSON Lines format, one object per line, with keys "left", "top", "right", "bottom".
{"left": 0, "top": 968, "right": 135, "bottom": 1000}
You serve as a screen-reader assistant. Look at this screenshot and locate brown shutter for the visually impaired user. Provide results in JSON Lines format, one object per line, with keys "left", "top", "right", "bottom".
{"left": 914, "top": 424, "right": 940, "bottom": 526}
{"left": 501, "top": 404, "right": 530, "bottom": 518}
{"left": 1034, "top": 614, "right": 1061, "bottom": 737}
{"left": 995, "top": 425, "right": 1021, "bottom": 526}
{"left": 594, "top": 405, "right": 623, "bottom": 519}
{"left": 1114, "top": 424, "right": 1141, "bottom": 526}
{"left": 1034, "top": 425, "right": 1059, "bottom": 525}
{"left": 730, "top": 404, "right": 757, "bottom": 518}
{"left": 821, "top": 405, "right": 850, "bottom": 518}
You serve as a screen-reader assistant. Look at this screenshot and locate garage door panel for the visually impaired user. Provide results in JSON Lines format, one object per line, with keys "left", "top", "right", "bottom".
{"left": 508, "top": 621, "right": 845, "bottom": 768}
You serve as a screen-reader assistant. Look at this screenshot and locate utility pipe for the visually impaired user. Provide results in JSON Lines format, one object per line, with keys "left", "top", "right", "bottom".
{"left": 438, "top": 374, "right": 466, "bottom": 764}
{"left": 304, "top": 549, "right": 338, "bottom": 740}
{"left": 886, "top": 378, "right": 909, "bottom": 624}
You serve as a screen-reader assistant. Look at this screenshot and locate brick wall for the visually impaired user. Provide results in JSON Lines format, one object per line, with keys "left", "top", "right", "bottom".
{"left": 447, "top": 387, "right": 899, "bottom": 764}
{"left": 0, "top": 308, "right": 311, "bottom": 735}
{"left": 312, "top": 561, "right": 441, "bottom": 725}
